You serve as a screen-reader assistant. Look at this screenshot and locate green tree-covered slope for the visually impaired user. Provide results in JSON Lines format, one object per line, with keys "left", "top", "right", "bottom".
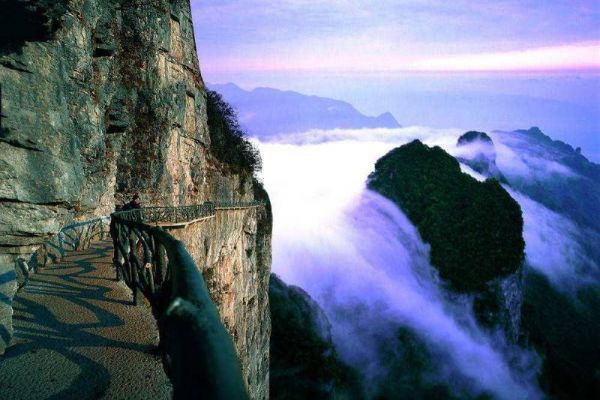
{"left": 368, "top": 140, "right": 525, "bottom": 292}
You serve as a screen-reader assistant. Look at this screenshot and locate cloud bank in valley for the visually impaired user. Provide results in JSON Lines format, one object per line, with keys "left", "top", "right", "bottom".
{"left": 256, "top": 126, "right": 598, "bottom": 292}
{"left": 255, "top": 128, "right": 557, "bottom": 398}
{"left": 255, "top": 125, "right": 598, "bottom": 397}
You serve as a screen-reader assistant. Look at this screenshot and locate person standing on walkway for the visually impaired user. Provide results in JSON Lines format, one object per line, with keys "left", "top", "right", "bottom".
{"left": 121, "top": 194, "right": 142, "bottom": 211}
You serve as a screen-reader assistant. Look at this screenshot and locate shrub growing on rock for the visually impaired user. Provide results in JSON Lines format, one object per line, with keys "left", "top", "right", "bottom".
{"left": 206, "top": 90, "right": 261, "bottom": 174}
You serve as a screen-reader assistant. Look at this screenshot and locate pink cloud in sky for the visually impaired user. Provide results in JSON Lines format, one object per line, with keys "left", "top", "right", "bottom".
{"left": 202, "top": 41, "right": 600, "bottom": 74}
{"left": 410, "top": 42, "right": 600, "bottom": 72}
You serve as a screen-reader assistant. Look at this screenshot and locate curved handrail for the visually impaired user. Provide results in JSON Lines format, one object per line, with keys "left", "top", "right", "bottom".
{"left": 54, "top": 217, "right": 110, "bottom": 257}
{"left": 110, "top": 201, "right": 262, "bottom": 399}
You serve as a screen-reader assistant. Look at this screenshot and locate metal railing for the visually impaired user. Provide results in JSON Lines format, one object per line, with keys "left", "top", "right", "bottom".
{"left": 113, "top": 201, "right": 263, "bottom": 225}
{"left": 114, "top": 203, "right": 215, "bottom": 224}
{"left": 19, "top": 217, "right": 109, "bottom": 289}
{"left": 214, "top": 200, "right": 263, "bottom": 210}
{"left": 110, "top": 201, "right": 263, "bottom": 399}
{"left": 53, "top": 217, "right": 109, "bottom": 258}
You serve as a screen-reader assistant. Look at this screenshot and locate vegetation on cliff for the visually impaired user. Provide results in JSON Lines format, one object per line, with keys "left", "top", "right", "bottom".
{"left": 206, "top": 90, "right": 261, "bottom": 174}
{"left": 269, "top": 274, "right": 359, "bottom": 399}
{"left": 522, "top": 271, "right": 600, "bottom": 399}
{"left": 368, "top": 140, "right": 525, "bottom": 292}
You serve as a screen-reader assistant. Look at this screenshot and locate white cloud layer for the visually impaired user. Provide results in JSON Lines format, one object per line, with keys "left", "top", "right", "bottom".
{"left": 258, "top": 136, "right": 542, "bottom": 398}
{"left": 258, "top": 127, "right": 597, "bottom": 290}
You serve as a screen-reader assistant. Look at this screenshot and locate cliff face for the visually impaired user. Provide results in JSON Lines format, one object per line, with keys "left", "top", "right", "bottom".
{"left": 0, "top": 2, "right": 272, "bottom": 396}
{"left": 167, "top": 205, "right": 272, "bottom": 400}
{"left": 269, "top": 274, "right": 359, "bottom": 400}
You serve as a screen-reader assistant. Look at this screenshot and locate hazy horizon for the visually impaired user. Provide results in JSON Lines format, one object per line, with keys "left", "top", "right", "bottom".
{"left": 191, "top": 1, "right": 599, "bottom": 161}
{"left": 207, "top": 75, "right": 600, "bottom": 162}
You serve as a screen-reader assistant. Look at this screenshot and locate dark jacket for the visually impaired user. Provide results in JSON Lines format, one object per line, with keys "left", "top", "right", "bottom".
{"left": 121, "top": 201, "right": 141, "bottom": 211}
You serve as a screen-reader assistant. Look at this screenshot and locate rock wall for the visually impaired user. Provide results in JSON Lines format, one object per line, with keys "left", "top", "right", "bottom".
{"left": 472, "top": 270, "right": 524, "bottom": 341}
{"left": 0, "top": 3, "right": 272, "bottom": 397}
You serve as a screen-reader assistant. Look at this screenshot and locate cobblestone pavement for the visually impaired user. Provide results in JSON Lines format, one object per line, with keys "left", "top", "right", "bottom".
{"left": 0, "top": 240, "right": 172, "bottom": 400}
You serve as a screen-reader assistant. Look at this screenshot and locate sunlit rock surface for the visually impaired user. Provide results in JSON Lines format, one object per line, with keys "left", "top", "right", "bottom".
{"left": 0, "top": 3, "right": 271, "bottom": 397}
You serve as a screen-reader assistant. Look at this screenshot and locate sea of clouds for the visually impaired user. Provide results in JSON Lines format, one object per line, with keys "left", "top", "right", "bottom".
{"left": 255, "top": 126, "right": 597, "bottom": 399}
{"left": 257, "top": 126, "right": 598, "bottom": 291}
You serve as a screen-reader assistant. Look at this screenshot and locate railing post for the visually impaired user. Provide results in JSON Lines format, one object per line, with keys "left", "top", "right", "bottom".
{"left": 127, "top": 229, "right": 141, "bottom": 305}
{"left": 57, "top": 231, "right": 65, "bottom": 261}
{"left": 156, "top": 240, "right": 167, "bottom": 286}
{"left": 131, "top": 264, "right": 141, "bottom": 305}
{"left": 111, "top": 220, "right": 122, "bottom": 281}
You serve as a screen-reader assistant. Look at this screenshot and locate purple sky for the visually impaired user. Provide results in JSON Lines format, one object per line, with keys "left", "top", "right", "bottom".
{"left": 191, "top": 0, "right": 600, "bottom": 75}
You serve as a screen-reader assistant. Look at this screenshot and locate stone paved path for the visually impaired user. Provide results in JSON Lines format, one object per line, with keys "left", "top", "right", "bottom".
{"left": 0, "top": 240, "right": 172, "bottom": 400}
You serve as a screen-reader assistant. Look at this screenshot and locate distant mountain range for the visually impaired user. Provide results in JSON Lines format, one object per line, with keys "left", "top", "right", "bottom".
{"left": 459, "top": 126, "right": 600, "bottom": 235}
{"left": 208, "top": 83, "right": 400, "bottom": 138}
{"left": 495, "top": 127, "right": 600, "bottom": 234}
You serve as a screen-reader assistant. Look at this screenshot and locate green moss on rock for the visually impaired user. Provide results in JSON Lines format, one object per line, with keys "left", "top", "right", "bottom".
{"left": 368, "top": 140, "right": 525, "bottom": 292}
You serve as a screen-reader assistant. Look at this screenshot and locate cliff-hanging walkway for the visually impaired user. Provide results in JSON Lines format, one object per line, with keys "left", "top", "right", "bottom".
{"left": 0, "top": 202, "right": 264, "bottom": 400}
{"left": 0, "top": 240, "right": 172, "bottom": 399}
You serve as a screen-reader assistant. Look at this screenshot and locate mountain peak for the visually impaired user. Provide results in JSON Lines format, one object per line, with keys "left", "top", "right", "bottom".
{"left": 457, "top": 131, "right": 493, "bottom": 146}
{"left": 376, "top": 111, "right": 401, "bottom": 127}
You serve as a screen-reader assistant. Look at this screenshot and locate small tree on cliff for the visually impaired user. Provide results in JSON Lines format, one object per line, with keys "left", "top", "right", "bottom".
{"left": 206, "top": 90, "right": 262, "bottom": 175}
